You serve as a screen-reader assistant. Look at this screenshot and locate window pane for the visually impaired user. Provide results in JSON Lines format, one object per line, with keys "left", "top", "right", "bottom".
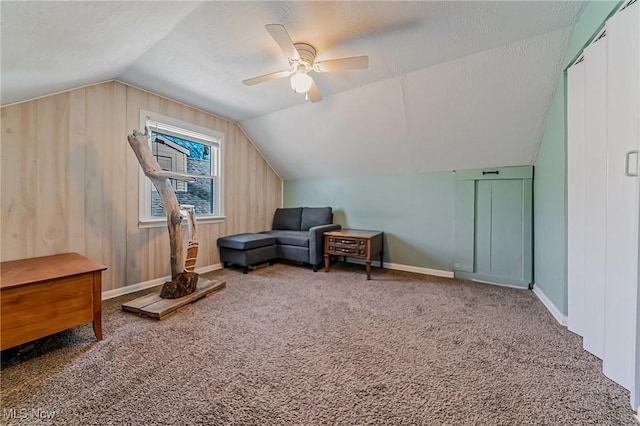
{"left": 150, "top": 131, "right": 215, "bottom": 217}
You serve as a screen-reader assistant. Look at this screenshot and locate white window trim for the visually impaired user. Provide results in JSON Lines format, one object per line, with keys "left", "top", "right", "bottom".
{"left": 138, "top": 110, "right": 225, "bottom": 228}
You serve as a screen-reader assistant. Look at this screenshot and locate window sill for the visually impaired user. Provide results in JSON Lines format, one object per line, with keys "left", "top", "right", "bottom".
{"left": 138, "top": 215, "right": 226, "bottom": 229}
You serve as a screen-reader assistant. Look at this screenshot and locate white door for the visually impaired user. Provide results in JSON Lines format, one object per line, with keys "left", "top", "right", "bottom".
{"left": 603, "top": 1, "right": 639, "bottom": 392}
{"left": 567, "top": 60, "right": 587, "bottom": 337}
{"left": 636, "top": 2, "right": 640, "bottom": 407}
{"left": 582, "top": 36, "right": 608, "bottom": 359}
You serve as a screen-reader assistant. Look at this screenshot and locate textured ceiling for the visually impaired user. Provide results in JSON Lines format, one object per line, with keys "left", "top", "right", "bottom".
{"left": 1, "top": 1, "right": 586, "bottom": 179}
{"left": 1, "top": 1, "right": 201, "bottom": 105}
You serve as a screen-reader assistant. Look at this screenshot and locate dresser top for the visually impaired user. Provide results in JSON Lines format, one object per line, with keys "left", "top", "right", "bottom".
{"left": 1, "top": 253, "right": 107, "bottom": 289}
{"left": 325, "top": 229, "right": 383, "bottom": 238}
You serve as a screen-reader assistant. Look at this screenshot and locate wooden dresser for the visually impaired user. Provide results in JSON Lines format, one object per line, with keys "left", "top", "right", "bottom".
{"left": 324, "top": 229, "right": 384, "bottom": 280}
{"left": 0, "top": 253, "right": 107, "bottom": 350}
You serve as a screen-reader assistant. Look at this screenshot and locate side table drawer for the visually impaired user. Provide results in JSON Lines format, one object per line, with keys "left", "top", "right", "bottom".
{"left": 327, "top": 245, "right": 367, "bottom": 258}
{"left": 327, "top": 236, "right": 367, "bottom": 246}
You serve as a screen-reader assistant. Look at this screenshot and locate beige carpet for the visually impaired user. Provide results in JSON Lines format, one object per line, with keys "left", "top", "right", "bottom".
{"left": 1, "top": 263, "right": 637, "bottom": 425}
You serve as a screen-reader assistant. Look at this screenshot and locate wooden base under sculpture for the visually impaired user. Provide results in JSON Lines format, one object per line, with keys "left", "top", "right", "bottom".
{"left": 159, "top": 271, "right": 199, "bottom": 299}
{"left": 122, "top": 279, "right": 226, "bottom": 320}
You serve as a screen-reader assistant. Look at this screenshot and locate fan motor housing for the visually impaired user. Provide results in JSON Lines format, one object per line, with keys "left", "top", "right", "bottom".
{"left": 293, "top": 43, "right": 316, "bottom": 69}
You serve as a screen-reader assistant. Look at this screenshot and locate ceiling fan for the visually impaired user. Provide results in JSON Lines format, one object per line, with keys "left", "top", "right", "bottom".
{"left": 242, "top": 24, "right": 369, "bottom": 103}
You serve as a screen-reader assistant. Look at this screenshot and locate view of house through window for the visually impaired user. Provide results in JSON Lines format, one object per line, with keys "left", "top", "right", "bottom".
{"left": 140, "top": 111, "right": 223, "bottom": 224}
{"left": 150, "top": 132, "right": 215, "bottom": 217}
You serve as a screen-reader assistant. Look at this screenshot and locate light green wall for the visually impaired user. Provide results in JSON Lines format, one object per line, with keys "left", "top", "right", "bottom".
{"left": 284, "top": 172, "right": 455, "bottom": 271}
{"left": 533, "top": 1, "right": 619, "bottom": 315}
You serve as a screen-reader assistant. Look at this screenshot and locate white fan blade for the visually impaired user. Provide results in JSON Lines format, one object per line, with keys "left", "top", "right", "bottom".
{"left": 242, "top": 70, "right": 291, "bottom": 86}
{"left": 314, "top": 56, "right": 369, "bottom": 73}
{"left": 265, "top": 24, "right": 300, "bottom": 60}
{"left": 307, "top": 78, "right": 322, "bottom": 103}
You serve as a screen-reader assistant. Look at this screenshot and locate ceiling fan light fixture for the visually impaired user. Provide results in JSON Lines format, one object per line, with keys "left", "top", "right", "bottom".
{"left": 290, "top": 71, "right": 312, "bottom": 94}
{"left": 243, "top": 24, "right": 368, "bottom": 103}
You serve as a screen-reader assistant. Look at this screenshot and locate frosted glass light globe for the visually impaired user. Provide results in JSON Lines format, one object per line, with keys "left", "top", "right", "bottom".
{"left": 291, "top": 72, "right": 312, "bottom": 93}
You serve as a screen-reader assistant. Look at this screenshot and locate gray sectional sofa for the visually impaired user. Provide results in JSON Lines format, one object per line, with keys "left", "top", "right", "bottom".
{"left": 217, "top": 207, "right": 340, "bottom": 273}
{"left": 261, "top": 207, "right": 341, "bottom": 271}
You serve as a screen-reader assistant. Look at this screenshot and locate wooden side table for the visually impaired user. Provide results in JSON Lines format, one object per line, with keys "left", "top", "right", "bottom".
{"left": 324, "top": 229, "right": 384, "bottom": 280}
{"left": 0, "top": 253, "right": 107, "bottom": 350}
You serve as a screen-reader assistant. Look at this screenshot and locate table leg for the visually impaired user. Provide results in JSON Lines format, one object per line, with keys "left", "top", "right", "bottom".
{"left": 380, "top": 251, "right": 384, "bottom": 269}
{"left": 324, "top": 254, "right": 330, "bottom": 272}
{"left": 366, "top": 261, "right": 371, "bottom": 280}
{"left": 92, "top": 273, "right": 103, "bottom": 341}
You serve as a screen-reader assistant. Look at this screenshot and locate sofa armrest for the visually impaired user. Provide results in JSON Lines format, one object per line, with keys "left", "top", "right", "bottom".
{"left": 309, "top": 224, "right": 342, "bottom": 265}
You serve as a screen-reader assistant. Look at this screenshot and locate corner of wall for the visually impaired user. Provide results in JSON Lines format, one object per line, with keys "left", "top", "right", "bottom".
{"left": 533, "top": 283, "right": 568, "bottom": 326}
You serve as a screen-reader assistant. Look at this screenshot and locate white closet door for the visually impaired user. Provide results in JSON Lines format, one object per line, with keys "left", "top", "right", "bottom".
{"left": 567, "top": 61, "right": 587, "bottom": 337}
{"left": 582, "top": 38, "right": 607, "bottom": 359}
{"left": 604, "top": 1, "right": 639, "bottom": 391}
{"left": 636, "top": 2, "right": 640, "bottom": 408}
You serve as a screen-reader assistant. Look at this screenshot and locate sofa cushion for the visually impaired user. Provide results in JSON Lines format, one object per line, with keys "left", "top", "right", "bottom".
{"left": 217, "top": 233, "right": 276, "bottom": 250}
{"left": 272, "top": 207, "right": 303, "bottom": 231}
{"left": 261, "top": 230, "right": 309, "bottom": 247}
{"left": 300, "top": 207, "right": 333, "bottom": 231}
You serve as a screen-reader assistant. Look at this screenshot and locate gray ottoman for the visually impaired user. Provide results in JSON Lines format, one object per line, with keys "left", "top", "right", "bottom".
{"left": 217, "top": 233, "right": 277, "bottom": 274}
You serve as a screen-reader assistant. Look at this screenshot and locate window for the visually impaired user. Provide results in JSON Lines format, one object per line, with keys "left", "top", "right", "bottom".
{"left": 138, "top": 110, "right": 224, "bottom": 227}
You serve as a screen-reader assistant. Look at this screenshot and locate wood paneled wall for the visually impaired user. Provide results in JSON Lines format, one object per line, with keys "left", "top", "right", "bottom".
{"left": 1, "top": 81, "right": 282, "bottom": 292}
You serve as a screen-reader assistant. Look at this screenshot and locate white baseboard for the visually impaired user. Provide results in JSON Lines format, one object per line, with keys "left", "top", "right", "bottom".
{"left": 344, "top": 258, "right": 454, "bottom": 278}
{"left": 101, "top": 263, "right": 223, "bottom": 300}
{"left": 469, "top": 278, "right": 528, "bottom": 290}
{"left": 532, "top": 284, "right": 568, "bottom": 326}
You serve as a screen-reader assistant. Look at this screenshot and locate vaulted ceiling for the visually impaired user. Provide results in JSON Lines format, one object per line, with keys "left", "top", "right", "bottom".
{"left": 1, "top": 1, "right": 586, "bottom": 180}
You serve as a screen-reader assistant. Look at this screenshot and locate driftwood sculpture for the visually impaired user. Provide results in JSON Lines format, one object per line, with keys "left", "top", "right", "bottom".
{"left": 128, "top": 129, "right": 202, "bottom": 299}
